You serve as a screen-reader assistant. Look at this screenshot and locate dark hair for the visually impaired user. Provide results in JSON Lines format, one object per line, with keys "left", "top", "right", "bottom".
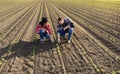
{"left": 39, "top": 17, "right": 48, "bottom": 26}
{"left": 42, "top": 17, "right": 48, "bottom": 23}
{"left": 39, "top": 22, "right": 44, "bottom": 26}
{"left": 58, "top": 17, "right": 62, "bottom": 22}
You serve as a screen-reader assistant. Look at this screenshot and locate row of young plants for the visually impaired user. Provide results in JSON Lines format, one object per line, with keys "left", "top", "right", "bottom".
{"left": 45, "top": 1, "right": 67, "bottom": 74}
{"left": 0, "top": 1, "right": 37, "bottom": 33}
{"left": 49, "top": 1, "right": 120, "bottom": 73}
{"left": 53, "top": 1, "right": 120, "bottom": 57}
{"left": 0, "top": 2, "right": 37, "bottom": 43}
{"left": 0, "top": 2, "right": 39, "bottom": 74}
{"left": 58, "top": 3, "right": 120, "bottom": 34}
{"left": 53, "top": 1, "right": 120, "bottom": 50}
{"left": 55, "top": 0, "right": 120, "bottom": 26}
{"left": 0, "top": 2, "right": 33, "bottom": 23}
{"left": 48, "top": 1, "right": 101, "bottom": 74}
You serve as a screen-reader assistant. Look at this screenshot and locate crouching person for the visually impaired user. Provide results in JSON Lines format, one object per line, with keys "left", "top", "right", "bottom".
{"left": 36, "top": 17, "right": 54, "bottom": 43}
{"left": 57, "top": 17, "right": 74, "bottom": 43}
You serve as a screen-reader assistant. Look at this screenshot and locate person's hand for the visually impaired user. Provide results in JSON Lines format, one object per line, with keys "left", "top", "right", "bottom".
{"left": 63, "top": 27, "right": 66, "bottom": 31}
{"left": 50, "top": 35, "right": 54, "bottom": 43}
{"left": 64, "top": 25, "right": 70, "bottom": 31}
{"left": 58, "top": 38, "right": 61, "bottom": 43}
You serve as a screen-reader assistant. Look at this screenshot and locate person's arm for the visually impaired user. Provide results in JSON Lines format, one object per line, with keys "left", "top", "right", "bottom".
{"left": 69, "top": 22, "right": 74, "bottom": 28}
{"left": 57, "top": 33, "right": 61, "bottom": 43}
{"left": 36, "top": 24, "right": 40, "bottom": 33}
{"left": 64, "top": 25, "right": 70, "bottom": 30}
{"left": 57, "top": 24, "right": 61, "bottom": 43}
{"left": 47, "top": 24, "right": 52, "bottom": 35}
{"left": 47, "top": 24, "right": 54, "bottom": 43}
{"left": 64, "top": 19, "right": 74, "bottom": 30}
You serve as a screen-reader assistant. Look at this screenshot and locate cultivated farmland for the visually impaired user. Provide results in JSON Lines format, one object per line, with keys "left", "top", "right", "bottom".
{"left": 0, "top": 0, "right": 120, "bottom": 74}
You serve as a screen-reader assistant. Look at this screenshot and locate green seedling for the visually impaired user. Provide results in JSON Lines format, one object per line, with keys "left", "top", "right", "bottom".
{"left": 94, "top": 65, "right": 97, "bottom": 68}
{"left": 115, "top": 56, "right": 119, "bottom": 61}
{"left": 32, "top": 48, "right": 35, "bottom": 56}
{"left": 30, "top": 71, "right": 33, "bottom": 74}
{"left": 101, "top": 69, "right": 105, "bottom": 72}
{"left": 83, "top": 51, "right": 86, "bottom": 55}
{"left": 28, "top": 61, "right": 34, "bottom": 68}
{"left": 115, "top": 70, "right": 120, "bottom": 73}
{"left": 8, "top": 45, "right": 13, "bottom": 53}
{"left": 56, "top": 44, "right": 58, "bottom": 46}
{"left": 96, "top": 69, "right": 100, "bottom": 72}
{"left": 1, "top": 58, "right": 5, "bottom": 61}
{"left": 0, "top": 61, "right": 2, "bottom": 65}
{"left": 112, "top": 71, "right": 116, "bottom": 74}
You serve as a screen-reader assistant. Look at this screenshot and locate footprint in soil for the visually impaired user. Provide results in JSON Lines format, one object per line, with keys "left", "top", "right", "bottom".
{"left": 0, "top": 40, "right": 56, "bottom": 60}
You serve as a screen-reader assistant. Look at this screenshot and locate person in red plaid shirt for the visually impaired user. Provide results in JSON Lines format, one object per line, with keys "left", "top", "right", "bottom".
{"left": 36, "top": 17, "right": 54, "bottom": 43}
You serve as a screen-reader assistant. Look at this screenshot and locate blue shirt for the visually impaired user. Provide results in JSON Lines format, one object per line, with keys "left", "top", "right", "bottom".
{"left": 57, "top": 18, "right": 74, "bottom": 31}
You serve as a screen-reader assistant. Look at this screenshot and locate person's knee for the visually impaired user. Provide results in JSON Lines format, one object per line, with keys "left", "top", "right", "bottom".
{"left": 46, "top": 34, "right": 50, "bottom": 39}
{"left": 68, "top": 28, "right": 73, "bottom": 33}
{"left": 57, "top": 30, "right": 63, "bottom": 35}
{"left": 39, "top": 29, "right": 45, "bottom": 34}
{"left": 57, "top": 30, "right": 60, "bottom": 34}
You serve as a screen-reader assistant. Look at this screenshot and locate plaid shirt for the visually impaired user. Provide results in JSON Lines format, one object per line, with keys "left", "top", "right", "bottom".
{"left": 36, "top": 23, "right": 52, "bottom": 34}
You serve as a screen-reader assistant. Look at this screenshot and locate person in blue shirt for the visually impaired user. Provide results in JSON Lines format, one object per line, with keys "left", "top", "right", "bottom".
{"left": 57, "top": 17, "right": 74, "bottom": 43}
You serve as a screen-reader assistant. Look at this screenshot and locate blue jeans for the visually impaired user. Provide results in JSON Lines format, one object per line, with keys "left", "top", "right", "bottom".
{"left": 57, "top": 28, "right": 73, "bottom": 40}
{"left": 39, "top": 29, "right": 50, "bottom": 40}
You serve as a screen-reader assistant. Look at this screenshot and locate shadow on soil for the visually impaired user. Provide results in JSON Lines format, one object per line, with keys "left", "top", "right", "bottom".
{"left": 0, "top": 40, "right": 56, "bottom": 60}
